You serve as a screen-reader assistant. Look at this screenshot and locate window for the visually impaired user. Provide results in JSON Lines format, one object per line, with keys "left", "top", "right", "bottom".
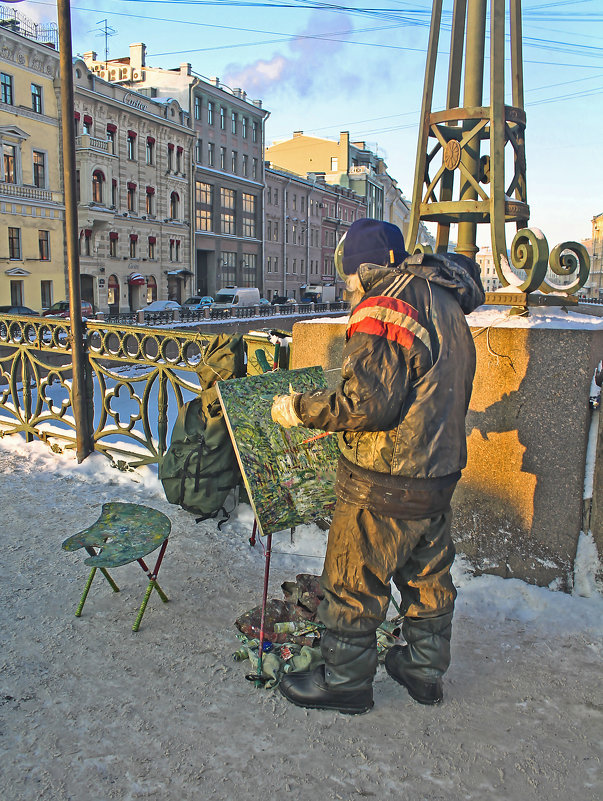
{"left": 108, "top": 275, "right": 119, "bottom": 306}
{"left": 41, "top": 280, "right": 52, "bottom": 309}
{"left": 80, "top": 229, "right": 91, "bottom": 256}
{"left": 130, "top": 234, "right": 138, "bottom": 258}
{"left": 170, "top": 191, "right": 180, "bottom": 219}
{"left": 331, "top": 157, "right": 338, "bottom": 171}
{"left": 241, "top": 253, "right": 257, "bottom": 287}
{"left": 221, "top": 251, "right": 236, "bottom": 285}
{"left": 38, "top": 230, "right": 50, "bottom": 260}
{"left": 109, "top": 232, "right": 118, "bottom": 258}
{"left": 127, "top": 182, "right": 136, "bottom": 212}
{"left": 195, "top": 181, "right": 213, "bottom": 231}
{"left": 167, "top": 144, "right": 174, "bottom": 171}
{"left": 207, "top": 101, "right": 214, "bottom": 125}
{"left": 242, "top": 154, "right": 248, "bottom": 176}
{"left": 252, "top": 121, "right": 258, "bottom": 142}
{"left": 146, "top": 137, "right": 155, "bottom": 165}
{"left": 10, "top": 280, "right": 23, "bottom": 306}
{"left": 242, "top": 193, "right": 256, "bottom": 237}
{"left": 194, "top": 95, "right": 201, "bottom": 120}
{"left": 127, "top": 132, "right": 136, "bottom": 160}
{"left": 3, "top": 144, "right": 16, "bottom": 183}
{"left": 267, "top": 221, "right": 272, "bottom": 240}
{"left": 92, "top": 170, "right": 104, "bottom": 203}
{"left": 176, "top": 146, "right": 183, "bottom": 173}
{"left": 148, "top": 237, "right": 156, "bottom": 259}
{"left": 231, "top": 111, "right": 237, "bottom": 134}
{"left": 252, "top": 158, "right": 258, "bottom": 180}
{"left": 146, "top": 187, "right": 154, "bottom": 215}
{"left": 273, "top": 221, "right": 279, "bottom": 241}
{"left": 8, "top": 227, "right": 21, "bottom": 260}
{"left": 274, "top": 256, "right": 278, "bottom": 273}
{"left": 107, "top": 123, "right": 117, "bottom": 153}
{"left": 231, "top": 150, "right": 237, "bottom": 173}
{"left": 267, "top": 257, "right": 271, "bottom": 273}
{"left": 175, "top": 240, "right": 180, "bottom": 261}
{"left": 31, "top": 84, "right": 42, "bottom": 113}
{"left": 267, "top": 187, "right": 271, "bottom": 204}
{"left": 274, "top": 189, "right": 278, "bottom": 206}
{"left": 83, "top": 114, "right": 92, "bottom": 134}
{"left": 242, "top": 117, "right": 247, "bottom": 138}
{"left": 146, "top": 275, "right": 157, "bottom": 302}
{"left": 111, "top": 179, "right": 117, "bottom": 207}
{"left": 33, "top": 151, "right": 46, "bottom": 188}
{"left": 220, "top": 188, "right": 235, "bottom": 235}
{"left": 1, "top": 72, "right": 13, "bottom": 105}
{"left": 220, "top": 147, "right": 226, "bottom": 171}
{"left": 195, "top": 138, "right": 202, "bottom": 163}
{"left": 207, "top": 142, "right": 215, "bottom": 167}
{"left": 220, "top": 106, "right": 226, "bottom": 130}
{"left": 301, "top": 196, "right": 305, "bottom": 213}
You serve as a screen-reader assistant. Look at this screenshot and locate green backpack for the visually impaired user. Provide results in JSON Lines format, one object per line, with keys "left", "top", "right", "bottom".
{"left": 159, "top": 334, "right": 246, "bottom": 521}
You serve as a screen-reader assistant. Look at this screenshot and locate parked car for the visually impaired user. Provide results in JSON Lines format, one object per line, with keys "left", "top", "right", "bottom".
{"left": 182, "top": 295, "right": 213, "bottom": 309}
{"left": 259, "top": 298, "right": 271, "bottom": 306}
{"left": 42, "top": 300, "right": 93, "bottom": 318}
{"left": 138, "top": 300, "right": 182, "bottom": 313}
{"left": 0, "top": 305, "right": 39, "bottom": 316}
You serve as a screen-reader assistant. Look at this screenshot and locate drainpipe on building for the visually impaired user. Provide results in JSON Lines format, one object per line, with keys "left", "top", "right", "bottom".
{"left": 260, "top": 111, "right": 270, "bottom": 297}
{"left": 282, "top": 177, "right": 291, "bottom": 298}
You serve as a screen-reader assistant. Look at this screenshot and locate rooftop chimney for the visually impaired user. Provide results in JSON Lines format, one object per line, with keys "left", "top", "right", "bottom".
{"left": 129, "top": 43, "right": 146, "bottom": 70}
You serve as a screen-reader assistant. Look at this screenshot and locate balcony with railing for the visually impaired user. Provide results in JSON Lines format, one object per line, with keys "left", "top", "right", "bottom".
{"left": 75, "top": 135, "right": 114, "bottom": 155}
{"left": 0, "top": 181, "right": 53, "bottom": 202}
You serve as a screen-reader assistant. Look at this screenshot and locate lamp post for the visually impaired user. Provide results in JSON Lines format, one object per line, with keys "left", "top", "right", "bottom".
{"left": 57, "top": 0, "right": 93, "bottom": 461}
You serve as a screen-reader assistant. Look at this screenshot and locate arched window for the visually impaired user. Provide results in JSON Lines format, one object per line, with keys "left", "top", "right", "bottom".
{"left": 170, "top": 191, "right": 180, "bottom": 219}
{"left": 92, "top": 170, "right": 105, "bottom": 203}
{"left": 146, "top": 275, "right": 157, "bottom": 304}
{"left": 107, "top": 274, "right": 119, "bottom": 307}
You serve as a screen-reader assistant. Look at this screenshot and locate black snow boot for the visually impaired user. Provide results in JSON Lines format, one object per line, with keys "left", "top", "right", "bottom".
{"left": 279, "top": 630, "right": 376, "bottom": 714}
{"left": 385, "top": 612, "right": 453, "bottom": 705}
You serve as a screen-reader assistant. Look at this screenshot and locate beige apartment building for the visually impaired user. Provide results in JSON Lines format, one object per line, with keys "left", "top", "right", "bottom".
{"left": 587, "top": 214, "right": 602, "bottom": 301}
{"left": 83, "top": 45, "right": 268, "bottom": 298}
{"left": 476, "top": 246, "right": 503, "bottom": 293}
{"left": 73, "top": 57, "right": 193, "bottom": 312}
{"left": 0, "top": 15, "right": 64, "bottom": 312}
{"left": 264, "top": 166, "right": 366, "bottom": 301}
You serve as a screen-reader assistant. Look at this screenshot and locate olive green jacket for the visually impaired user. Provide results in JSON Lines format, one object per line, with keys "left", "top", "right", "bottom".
{"left": 294, "top": 254, "right": 484, "bottom": 516}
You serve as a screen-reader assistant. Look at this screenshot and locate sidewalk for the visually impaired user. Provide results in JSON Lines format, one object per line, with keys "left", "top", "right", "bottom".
{"left": 1, "top": 438, "right": 601, "bottom": 801}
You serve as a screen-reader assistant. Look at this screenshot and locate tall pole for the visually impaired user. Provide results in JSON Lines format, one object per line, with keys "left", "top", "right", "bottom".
{"left": 57, "top": 0, "right": 93, "bottom": 462}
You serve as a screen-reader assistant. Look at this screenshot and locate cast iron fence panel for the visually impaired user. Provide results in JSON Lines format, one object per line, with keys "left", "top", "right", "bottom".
{"left": 0, "top": 313, "right": 281, "bottom": 468}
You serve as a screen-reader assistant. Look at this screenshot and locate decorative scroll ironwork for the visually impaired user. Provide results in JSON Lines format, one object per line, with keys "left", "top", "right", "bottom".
{"left": 0, "top": 315, "right": 283, "bottom": 468}
{"left": 496, "top": 228, "right": 590, "bottom": 295}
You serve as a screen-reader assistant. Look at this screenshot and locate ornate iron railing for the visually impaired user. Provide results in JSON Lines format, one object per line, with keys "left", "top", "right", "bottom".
{"left": 0, "top": 314, "right": 283, "bottom": 468}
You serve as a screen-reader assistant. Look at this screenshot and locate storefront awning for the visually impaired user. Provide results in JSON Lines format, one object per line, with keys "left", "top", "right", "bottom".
{"left": 128, "top": 273, "right": 147, "bottom": 286}
{"left": 166, "top": 269, "right": 193, "bottom": 278}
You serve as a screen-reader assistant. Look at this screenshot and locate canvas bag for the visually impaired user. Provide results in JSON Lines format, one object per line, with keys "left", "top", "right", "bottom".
{"left": 159, "top": 334, "right": 245, "bottom": 520}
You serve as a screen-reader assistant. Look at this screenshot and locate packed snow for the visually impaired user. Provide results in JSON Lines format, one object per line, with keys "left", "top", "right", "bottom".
{"left": 1, "top": 436, "right": 601, "bottom": 801}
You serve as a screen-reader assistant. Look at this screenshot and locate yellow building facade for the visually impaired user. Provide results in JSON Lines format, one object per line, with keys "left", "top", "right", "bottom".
{"left": 0, "top": 22, "right": 64, "bottom": 312}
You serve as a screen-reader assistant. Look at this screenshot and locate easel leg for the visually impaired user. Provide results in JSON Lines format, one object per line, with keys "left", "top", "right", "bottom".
{"left": 84, "top": 546, "right": 119, "bottom": 592}
{"left": 256, "top": 531, "right": 272, "bottom": 687}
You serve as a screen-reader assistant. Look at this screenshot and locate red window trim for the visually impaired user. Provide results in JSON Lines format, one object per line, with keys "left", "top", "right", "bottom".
{"left": 128, "top": 130, "right": 137, "bottom": 138}
{"left": 84, "top": 229, "right": 92, "bottom": 237}
{"left": 146, "top": 186, "right": 155, "bottom": 195}
{"left": 74, "top": 111, "right": 80, "bottom": 120}
{"left": 148, "top": 236, "right": 156, "bottom": 244}
{"left": 127, "top": 182, "right": 137, "bottom": 190}
{"left": 169, "top": 239, "right": 175, "bottom": 245}
{"left": 106, "top": 123, "right": 117, "bottom": 133}
{"left": 83, "top": 114, "right": 93, "bottom": 125}
{"left": 176, "top": 146, "right": 183, "bottom": 154}
{"left": 112, "top": 178, "right": 117, "bottom": 187}
{"left": 109, "top": 232, "right": 119, "bottom": 241}
{"left": 167, "top": 143, "right": 175, "bottom": 151}
{"left": 146, "top": 136, "right": 155, "bottom": 144}
{"left": 130, "top": 234, "right": 138, "bottom": 242}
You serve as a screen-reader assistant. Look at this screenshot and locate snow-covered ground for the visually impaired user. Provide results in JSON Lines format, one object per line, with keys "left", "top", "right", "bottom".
{"left": 1, "top": 436, "right": 601, "bottom": 801}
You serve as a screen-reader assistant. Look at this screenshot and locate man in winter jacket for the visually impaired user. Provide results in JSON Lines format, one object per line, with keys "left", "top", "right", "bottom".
{"left": 271, "top": 218, "right": 485, "bottom": 714}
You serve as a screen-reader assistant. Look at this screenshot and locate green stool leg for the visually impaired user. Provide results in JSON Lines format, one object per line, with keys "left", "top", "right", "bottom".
{"left": 133, "top": 580, "right": 154, "bottom": 632}
{"left": 100, "top": 567, "right": 120, "bottom": 593}
{"left": 75, "top": 567, "right": 97, "bottom": 617}
{"left": 152, "top": 580, "right": 169, "bottom": 604}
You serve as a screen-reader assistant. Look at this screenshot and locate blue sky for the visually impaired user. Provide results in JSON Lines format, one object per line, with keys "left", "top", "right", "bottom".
{"left": 15, "top": 0, "right": 603, "bottom": 248}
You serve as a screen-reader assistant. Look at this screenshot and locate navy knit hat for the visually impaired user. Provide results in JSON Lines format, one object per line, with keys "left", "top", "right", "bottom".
{"left": 339, "top": 219, "right": 408, "bottom": 276}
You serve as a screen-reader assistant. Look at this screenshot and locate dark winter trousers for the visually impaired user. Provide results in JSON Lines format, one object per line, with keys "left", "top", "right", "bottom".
{"left": 318, "top": 500, "right": 457, "bottom": 686}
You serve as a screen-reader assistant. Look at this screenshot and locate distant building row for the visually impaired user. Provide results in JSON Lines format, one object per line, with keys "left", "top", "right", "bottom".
{"left": 0, "top": 16, "right": 431, "bottom": 313}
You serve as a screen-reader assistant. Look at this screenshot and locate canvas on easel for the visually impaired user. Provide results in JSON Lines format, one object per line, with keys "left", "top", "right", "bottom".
{"left": 216, "top": 367, "right": 339, "bottom": 536}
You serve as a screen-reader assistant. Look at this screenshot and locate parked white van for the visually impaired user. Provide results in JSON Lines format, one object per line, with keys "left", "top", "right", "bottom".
{"left": 212, "top": 286, "right": 261, "bottom": 310}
